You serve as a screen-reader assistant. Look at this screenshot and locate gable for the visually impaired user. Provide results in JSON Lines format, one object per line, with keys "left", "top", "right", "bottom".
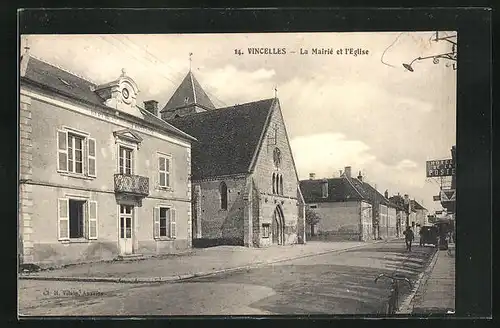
{"left": 250, "top": 100, "right": 301, "bottom": 196}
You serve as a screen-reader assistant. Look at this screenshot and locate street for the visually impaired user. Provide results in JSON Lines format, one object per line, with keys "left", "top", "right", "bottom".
{"left": 19, "top": 240, "right": 435, "bottom": 316}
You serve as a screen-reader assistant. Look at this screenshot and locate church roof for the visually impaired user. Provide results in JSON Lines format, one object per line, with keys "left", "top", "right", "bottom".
{"left": 168, "top": 98, "right": 276, "bottom": 180}
{"left": 161, "top": 71, "right": 216, "bottom": 114}
{"left": 20, "top": 55, "right": 196, "bottom": 142}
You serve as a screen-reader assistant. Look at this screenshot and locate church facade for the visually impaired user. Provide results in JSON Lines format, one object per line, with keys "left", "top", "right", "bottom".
{"left": 162, "top": 71, "right": 306, "bottom": 247}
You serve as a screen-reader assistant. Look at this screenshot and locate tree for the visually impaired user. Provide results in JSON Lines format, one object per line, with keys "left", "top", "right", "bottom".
{"left": 305, "top": 208, "right": 321, "bottom": 236}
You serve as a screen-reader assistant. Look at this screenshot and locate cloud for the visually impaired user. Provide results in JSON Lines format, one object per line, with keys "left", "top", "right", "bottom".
{"left": 198, "top": 65, "right": 277, "bottom": 104}
{"left": 290, "top": 133, "right": 428, "bottom": 203}
{"left": 290, "top": 133, "right": 376, "bottom": 180}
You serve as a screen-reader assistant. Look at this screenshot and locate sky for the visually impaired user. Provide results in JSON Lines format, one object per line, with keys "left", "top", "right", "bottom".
{"left": 21, "top": 32, "right": 456, "bottom": 212}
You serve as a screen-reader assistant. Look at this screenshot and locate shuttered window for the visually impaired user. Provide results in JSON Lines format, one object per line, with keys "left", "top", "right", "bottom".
{"left": 57, "top": 130, "right": 68, "bottom": 171}
{"left": 154, "top": 206, "right": 176, "bottom": 239}
{"left": 87, "top": 138, "right": 97, "bottom": 177}
{"left": 58, "top": 198, "right": 69, "bottom": 240}
{"left": 58, "top": 198, "right": 98, "bottom": 241}
{"left": 56, "top": 128, "right": 96, "bottom": 178}
{"left": 88, "top": 201, "right": 98, "bottom": 239}
{"left": 158, "top": 154, "right": 171, "bottom": 188}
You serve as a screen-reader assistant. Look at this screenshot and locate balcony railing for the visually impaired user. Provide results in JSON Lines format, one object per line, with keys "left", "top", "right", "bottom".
{"left": 114, "top": 174, "right": 149, "bottom": 197}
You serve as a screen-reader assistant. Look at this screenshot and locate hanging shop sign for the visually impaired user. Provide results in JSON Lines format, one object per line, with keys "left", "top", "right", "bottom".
{"left": 426, "top": 158, "right": 455, "bottom": 177}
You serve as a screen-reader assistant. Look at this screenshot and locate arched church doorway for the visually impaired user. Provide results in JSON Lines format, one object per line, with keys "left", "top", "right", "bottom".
{"left": 272, "top": 205, "right": 285, "bottom": 245}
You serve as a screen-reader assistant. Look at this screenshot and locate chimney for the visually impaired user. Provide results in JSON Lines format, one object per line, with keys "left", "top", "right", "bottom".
{"left": 384, "top": 190, "right": 389, "bottom": 199}
{"left": 357, "top": 171, "right": 363, "bottom": 181}
{"left": 20, "top": 44, "right": 30, "bottom": 77}
{"left": 344, "top": 166, "right": 352, "bottom": 178}
{"left": 144, "top": 100, "right": 159, "bottom": 117}
{"left": 309, "top": 173, "right": 316, "bottom": 180}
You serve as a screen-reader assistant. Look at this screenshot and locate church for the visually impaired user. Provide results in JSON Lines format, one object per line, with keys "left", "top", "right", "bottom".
{"left": 161, "top": 70, "right": 306, "bottom": 247}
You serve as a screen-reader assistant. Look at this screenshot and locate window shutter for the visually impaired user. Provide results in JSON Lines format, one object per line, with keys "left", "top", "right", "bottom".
{"left": 170, "top": 208, "right": 176, "bottom": 239}
{"left": 88, "top": 138, "right": 97, "bottom": 177}
{"left": 165, "top": 158, "right": 171, "bottom": 187}
{"left": 57, "top": 198, "right": 69, "bottom": 240}
{"left": 153, "top": 207, "right": 160, "bottom": 239}
{"left": 89, "top": 201, "right": 98, "bottom": 239}
{"left": 57, "top": 130, "right": 68, "bottom": 171}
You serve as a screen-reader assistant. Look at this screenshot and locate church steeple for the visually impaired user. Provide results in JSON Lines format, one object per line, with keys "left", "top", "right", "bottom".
{"left": 160, "top": 70, "right": 215, "bottom": 120}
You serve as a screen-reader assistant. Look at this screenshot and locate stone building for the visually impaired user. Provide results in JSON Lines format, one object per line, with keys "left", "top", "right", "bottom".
{"left": 19, "top": 52, "right": 195, "bottom": 267}
{"left": 411, "top": 200, "right": 429, "bottom": 227}
{"left": 299, "top": 168, "right": 374, "bottom": 242}
{"left": 162, "top": 71, "right": 306, "bottom": 247}
{"left": 300, "top": 167, "right": 400, "bottom": 241}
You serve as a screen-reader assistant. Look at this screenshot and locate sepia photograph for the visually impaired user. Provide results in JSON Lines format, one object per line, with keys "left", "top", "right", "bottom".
{"left": 18, "top": 31, "right": 457, "bottom": 317}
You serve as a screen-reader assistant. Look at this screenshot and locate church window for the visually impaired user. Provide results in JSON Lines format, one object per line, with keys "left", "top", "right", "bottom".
{"left": 220, "top": 182, "right": 228, "bottom": 210}
{"left": 273, "top": 147, "right": 281, "bottom": 169}
{"left": 279, "top": 175, "right": 284, "bottom": 195}
{"left": 272, "top": 173, "right": 276, "bottom": 194}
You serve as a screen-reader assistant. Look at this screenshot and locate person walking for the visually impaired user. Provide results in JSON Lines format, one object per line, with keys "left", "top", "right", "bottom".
{"left": 403, "top": 226, "right": 414, "bottom": 251}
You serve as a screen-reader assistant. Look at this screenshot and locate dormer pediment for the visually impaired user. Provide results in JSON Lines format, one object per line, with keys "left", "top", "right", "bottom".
{"left": 94, "top": 69, "right": 141, "bottom": 117}
{"left": 113, "top": 129, "right": 143, "bottom": 147}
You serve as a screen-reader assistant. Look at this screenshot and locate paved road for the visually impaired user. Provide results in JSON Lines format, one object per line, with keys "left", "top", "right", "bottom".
{"left": 19, "top": 240, "right": 435, "bottom": 316}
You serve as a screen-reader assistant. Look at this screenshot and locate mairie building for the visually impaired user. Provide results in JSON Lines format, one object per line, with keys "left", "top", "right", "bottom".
{"left": 19, "top": 52, "right": 196, "bottom": 267}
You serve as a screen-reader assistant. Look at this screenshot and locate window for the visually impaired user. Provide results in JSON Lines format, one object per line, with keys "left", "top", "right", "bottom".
{"left": 154, "top": 207, "right": 176, "bottom": 239}
{"left": 119, "top": 146, "right": 133, "bottom": 174}
{"left": 58, "top": 198, "right": 98, "bottom": 241}
{"left": 262, "top": 224, "right": 270, "bottom": 238}
{"left": 273, "top": 148, "right": 282, "bottom": 168}
{"left": 309, "top": 204, "right": 318, "bottom": 209}
{"left": 220, "top": 182, "right": 228, "bottom": 210}
{"left": 158, "top": 154, "right": 171, "bottom": 188}
{"left": 68, "top": 134, "right": 84, "bottom": 174}
{"left": 322, "top": 181, "right": 328, "bottom": 198}
{"left": 279, "top": 175, "right": 284, "bottom": 195}
{"left": 272, "top": 174, "right": 283, "bottom": 195}
{"left": 57, "top": 129, "right": 96, "bottom": 177}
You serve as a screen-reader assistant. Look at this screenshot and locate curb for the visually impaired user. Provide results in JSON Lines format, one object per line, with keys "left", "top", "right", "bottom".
{"left": 19, "top": 240, "right": 389, "bottom": 284}
{"left": 396, "top": 247, "right": 440, "bottom": 314}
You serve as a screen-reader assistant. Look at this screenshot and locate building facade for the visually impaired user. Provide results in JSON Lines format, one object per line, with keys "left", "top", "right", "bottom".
{"left": 162, "top": 71, "right": 306, "bottom": 247}
{"left": 299, "top": 168, "right": 374, "bottom": 242}
{"left": 19, "top": 54, "right": 195, "bottom": 267}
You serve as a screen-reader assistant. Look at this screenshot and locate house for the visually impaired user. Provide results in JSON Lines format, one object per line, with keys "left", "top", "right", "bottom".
{"left": 388, "top": 193, "right": 408, "bottom": 237}
{"left": 162, "top": 70, "right": 306, "bottom": 247}
{"left": 411, "top": 200, "right": 429, "bottom": 227}
{"left": 353, "top": 176, "right": 398, "bottom": 240}
{"left": 19, "top": 52, "right": 196, "bottom": 267}
{"left": 380, "top": 190, "right": 399, "bottom": 239}
{"left": 299, "top": 167, "right": 374, "bottom": 242}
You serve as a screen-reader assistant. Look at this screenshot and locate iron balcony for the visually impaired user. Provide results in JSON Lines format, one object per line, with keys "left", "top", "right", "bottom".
{"left": 114, "top": 173, "right": 149, "bottom": 197}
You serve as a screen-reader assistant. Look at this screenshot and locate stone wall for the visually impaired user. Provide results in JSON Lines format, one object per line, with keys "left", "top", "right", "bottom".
{"left": 193, "top": 176, "right": 247, "bottom": 244}
{"left": 19, "top": 94, "right": 33, "bottom": 264}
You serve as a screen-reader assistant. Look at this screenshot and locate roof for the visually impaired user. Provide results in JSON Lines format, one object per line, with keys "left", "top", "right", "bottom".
{"left": 167, "top": 98, "right": 276, "bottom": 180}
{"left": 299, "top": 176, "right": 371, "bottom": 203}
{"left": 388, "top": 195, "right": 406, "bottom": 211}
{"left": 300, "top": 175, "right": 405, "bottom": 211}
{"left": 161, "top": 71, "right": 216, "bottom": 113}
{"left": 360, "top": 181, "right": 392, "bottom": 206}
{"left": 21, "top": 55, "right": 196, "bottom": 142}
{"left": 411, "top": 199, "right": 427, "bottom": 211}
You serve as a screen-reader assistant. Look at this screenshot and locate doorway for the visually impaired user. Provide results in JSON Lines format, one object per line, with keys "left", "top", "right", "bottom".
{"left": 119, "top": 204, "right": 134, "bottom": 255}
{"left": 272, "top": 205, "right": 285, "bottom": 245}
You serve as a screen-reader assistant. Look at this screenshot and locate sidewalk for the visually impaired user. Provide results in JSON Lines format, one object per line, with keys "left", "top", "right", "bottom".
{"left": 411, "top": 243, "right": 455, "bottom": 314}
{"left": 19, "top": 240, "right": 381, "bottom": 283}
